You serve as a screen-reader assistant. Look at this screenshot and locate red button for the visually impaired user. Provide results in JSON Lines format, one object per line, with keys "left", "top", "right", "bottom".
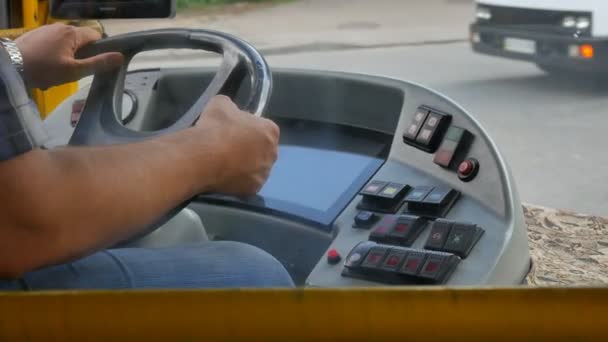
{"left": 458, "top": 160, "right": 474, "bottom": 175}
{"left": 386, "top": 255, "right": 401, "bottom": 267}
{"left": 424, "top": 261, "right": 440, "bottom": 273}
{"left": 327, "top": 249, "right": 342, "bottom": 264}
{"left": 394, "top": 223, "right": 409, "bottom": 233}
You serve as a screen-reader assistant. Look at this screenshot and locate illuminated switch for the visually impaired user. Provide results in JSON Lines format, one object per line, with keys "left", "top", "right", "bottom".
{"left": 399, "top": 252, "right": 426, "bottom": 276}
{"left": 433, "top": 126, "right": 473, "bottom": 169}
{"left": 406, "top": 187, "right": 460, "bottom": 218}
{"left": 344, "top": 241, "right": 375, "bottom": 269}
{"left": 425, "top": 220, "right": 453, "bottom": 251}
{"left": 403, "top": 108, "right": 429, "bottom": 141}
{"left": 442, "top": 223, "right": 485, "bottom": 258}
{"left": 358, "top": 181, "right": 412, "bottom": 213}
{"left": 381, "top": 251, "right": 407, "bottom": 271}
{"left": 361, "top": 181, "right": 387, "bottom": 196}
{"left": 361, "top": 247, "right": 389, "bottom": 269}
{"left": 387, "top": 215, "right": 427, "bottom": 247}
{"left": 369, "top": 215, "right": 398, "bottom": 243}
{"left": 418, "top": 254, "right": 460, "bottom": 283}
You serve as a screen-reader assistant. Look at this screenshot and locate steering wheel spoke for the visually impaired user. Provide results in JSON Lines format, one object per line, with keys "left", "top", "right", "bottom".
{"left": 69, "top": 29, "right": 272, "bottom": 146}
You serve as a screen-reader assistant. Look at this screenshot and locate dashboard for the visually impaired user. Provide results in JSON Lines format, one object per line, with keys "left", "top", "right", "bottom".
{"left": 45, "top": 67, "right": 532, "bottom": 286}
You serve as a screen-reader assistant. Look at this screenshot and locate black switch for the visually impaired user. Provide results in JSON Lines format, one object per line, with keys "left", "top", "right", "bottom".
{"left": 404, "top": 186, "right": 433, "bottom": 204}
{"left": 369, "top": 215, "right": 397, "bottom": 243}
{"left": 416, "top": 111, "right": 451, "bottom": 152}
{"left": 387, "top": 215, "right": 427, "bottom": 247}
{"left": 358, "top": 182, "right": 411, "bottom": 213}
{"left": 425, "top": 219, "right": 453, "bottom": 251}
{"left": 398, "top": 252, "right": 427, "bottom": 276}
{"left": 360, "top": 180, "right": 387, "bottom": 196}
{"left": 344, "top": 241, "right": 376, "bottom": 269}
{"left": 406, "top": 187, "right": 460, "bottom": 218}
{"left": 354, "top": 211, "right": 378, "bottom": 229}
{"left": 403, "top": 107, "right": 452, "bottom": 153}
{"left": 418, "top": 253, "right": 460, "bottom": 284}
{"left": 361, "top": 247, "right": 389, "bottom": 269}
{"left": 381, "top": 250, "right": 407, "bottom": 272}
{"left": 442, "top": 223, "right": 485, "bottom": 258}
{"left": 403, "top": 107, "right": 429, "bottom": 141}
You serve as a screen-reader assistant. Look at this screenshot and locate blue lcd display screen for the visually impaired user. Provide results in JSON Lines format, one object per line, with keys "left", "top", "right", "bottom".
{"left": 259, "top": 145, "right": 383, "bottom": 213}
{"left": 198, "top": 119, "right": 389, "bottom": 228}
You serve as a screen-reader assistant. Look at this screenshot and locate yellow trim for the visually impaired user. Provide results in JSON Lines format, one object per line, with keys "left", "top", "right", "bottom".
{"left": 0, "top": 1, "right": 100, "bottom": 117}
{"left": 1, "top": 287, "right": 608, "bottom": 340}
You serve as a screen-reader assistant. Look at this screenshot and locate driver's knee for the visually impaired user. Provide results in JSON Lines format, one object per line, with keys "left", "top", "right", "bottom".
{"left": 106, "top": 241, "right": 294, "bottom": 289}
{"left": 206, "top": 241, "right": 294, "bottom": 288}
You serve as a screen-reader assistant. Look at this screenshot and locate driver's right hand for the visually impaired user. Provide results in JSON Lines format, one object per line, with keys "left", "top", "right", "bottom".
{"left": 194, "top": 95, "right": 280, "bottom": 196}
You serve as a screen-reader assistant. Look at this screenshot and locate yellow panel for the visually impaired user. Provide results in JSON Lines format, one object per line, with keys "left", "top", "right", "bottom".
{"left": 1, "top": 287, "right": 607, "bottom": 340}
{"left": 33, "top": 83, "right": 79, "bottom": 118}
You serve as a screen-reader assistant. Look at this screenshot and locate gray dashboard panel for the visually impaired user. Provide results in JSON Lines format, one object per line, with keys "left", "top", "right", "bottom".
{"left": 44, "top": 67, "right": 531, "bottom": 287}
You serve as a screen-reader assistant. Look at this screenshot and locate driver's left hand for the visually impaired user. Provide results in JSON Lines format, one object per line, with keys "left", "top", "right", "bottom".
{"left": 15, "top": 23, "right": 124, "bottom": 89}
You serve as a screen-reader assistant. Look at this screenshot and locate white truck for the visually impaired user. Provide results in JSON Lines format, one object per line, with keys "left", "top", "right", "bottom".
{"left": 470, "top": 0, "right": 608, "bottom": 76}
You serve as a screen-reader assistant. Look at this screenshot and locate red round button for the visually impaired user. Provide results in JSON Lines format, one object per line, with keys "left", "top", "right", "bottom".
{"left": 327, "top": 249, "right": 342, "bottom": 265}
{"left": 458, "top": 160, "right": 474, "bottom": 175}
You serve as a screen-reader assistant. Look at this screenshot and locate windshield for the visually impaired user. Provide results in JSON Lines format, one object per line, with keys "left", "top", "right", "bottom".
{"left": 90, "top": 0, "right": 606, "bottom": 216}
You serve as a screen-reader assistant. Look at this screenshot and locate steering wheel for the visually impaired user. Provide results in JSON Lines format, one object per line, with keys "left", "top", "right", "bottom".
{"left": 67, "top": 29, "right": 272, "bottom": 233}
{"left": 69, "top": 29, "right": 272, "bottom": 146}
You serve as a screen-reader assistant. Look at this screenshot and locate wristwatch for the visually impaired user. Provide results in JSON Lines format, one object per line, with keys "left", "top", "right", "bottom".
{"left": 0, "top": 38, "right": 24, "bottom": 77}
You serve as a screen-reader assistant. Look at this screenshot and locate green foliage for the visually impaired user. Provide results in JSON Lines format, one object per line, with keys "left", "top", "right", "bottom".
{"left": 176, "top": 0, "right": 273, "bottom": 9}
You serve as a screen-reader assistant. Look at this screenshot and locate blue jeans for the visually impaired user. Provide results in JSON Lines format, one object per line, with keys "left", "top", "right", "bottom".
{"left": 0, "top": 242, "right": 294, "bottom": 290}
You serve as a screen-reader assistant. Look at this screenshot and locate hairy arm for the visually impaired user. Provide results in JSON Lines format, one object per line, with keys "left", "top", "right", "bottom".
{"left": 0, "top": 97, "right": 279, "bottom": 278}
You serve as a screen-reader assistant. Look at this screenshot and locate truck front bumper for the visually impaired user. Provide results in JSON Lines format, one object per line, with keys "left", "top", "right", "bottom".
{"left": 470, "top": 23, "right": 608, "bottom": 73}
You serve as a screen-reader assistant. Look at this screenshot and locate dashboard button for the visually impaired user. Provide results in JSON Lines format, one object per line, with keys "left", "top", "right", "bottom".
{"left": 458, "top": 158, "right": 480, "bottom": 182}
{"left": 442, "top": 223, "right": 485, "bottom": 258}
{"left": 344, "top": 241, "right": 375, "bottom": 269}
{"left": 358, "top": 182, "right": 411, "bottom": 213}
{"left": 415, "top": 112, "right": 450, "bottom": 151}
{"left": 425, "top": 220, "right": 453, "bottom": 251}
{"left": 361, "top": 247, "right": 389, "bottom": 269}
{"left": 327, "top": 249, "right": 342, "bottom": 265}
{"left": 403, "top": 108, "right": 429, "bottom": 141}
{"left": 399, "top": 252, "right": 426, "bottom": 276}
{"left": 387, "top": 215, "right": 427, "bottom": 247}
{"left": 434, "top": 126, "right": 473, "bottom": 169}
{"left": 404, "top": 186, "right": 433, "bottom": 203}
{"left": 369, "top": 215, "right": 397, "bottom": 242}
{"left": 361, "top": 180, "right": 387, "bottom": 196}
{"left": 381, "top": 251, "right": 407, "bottom": 271}
{"left": 406, "top": 187, "right": 460, "bottom": 218}
{"left": 418, "top": 254, "right": 458, "bottom": 283}
{"left": 354, "top": 211, "right": 378, "bottom": 229}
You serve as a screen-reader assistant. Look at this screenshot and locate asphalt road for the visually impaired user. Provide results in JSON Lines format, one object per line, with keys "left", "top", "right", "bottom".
{"left": 133, "top": 42, "right": 608, "bottom": 216}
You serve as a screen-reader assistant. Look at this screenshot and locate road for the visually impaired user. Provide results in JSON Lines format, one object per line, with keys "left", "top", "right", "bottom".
{"left": 130, "top": 41, "right": 608, "bottom": 216}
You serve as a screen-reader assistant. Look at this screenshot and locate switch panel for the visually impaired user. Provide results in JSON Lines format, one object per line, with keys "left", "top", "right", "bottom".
{"left": 433, "top": 126, "right": 474, "bottom": 169}
{"left": 358, "top": 181, "right": 411, "bottom": 213}
{"left": 369, "top": 214, "right": 427, "bottom": 247}
{"left": 424, "top": 219, "right": 485, "bottom": 258}
{"left": 404, "top": 186, "right": 460, "bottom": 217}
{"left": 403, "top": 106, "right": 452, "bottom": 153}
{"left": 342, "top": 241, "right": 460, "bottom": 285}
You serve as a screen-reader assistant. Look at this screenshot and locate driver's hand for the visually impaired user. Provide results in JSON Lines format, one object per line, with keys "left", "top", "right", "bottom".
{"left": 15, "top": 23, "right": 123, "bottom": 89}
{"left": 195, "top": 96, "right": 280, "bottom": 196}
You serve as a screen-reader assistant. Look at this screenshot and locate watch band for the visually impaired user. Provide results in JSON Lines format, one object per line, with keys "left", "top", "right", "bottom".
{"left": 0, "top": 38, "right": 24, "bottom": 77}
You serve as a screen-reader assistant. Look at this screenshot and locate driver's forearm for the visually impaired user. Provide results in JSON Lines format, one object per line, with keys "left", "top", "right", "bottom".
{"left": 0, "top": 128, "right": 218, "bottom": 278}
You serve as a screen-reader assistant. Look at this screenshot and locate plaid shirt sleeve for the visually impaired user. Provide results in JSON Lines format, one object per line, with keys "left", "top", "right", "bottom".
{"left": 0, "top": 46, "right": 47, "bottom": 161}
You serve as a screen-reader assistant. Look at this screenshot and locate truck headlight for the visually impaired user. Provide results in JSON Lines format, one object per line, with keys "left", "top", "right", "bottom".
{"left": 562, "top": 16, "right": 576, "bottom": 28}
{"left": 576, "top": 17, "right": 591, "bottom": 30}
{"left": 476, "top": 6, "right": 492, "bottom": 21}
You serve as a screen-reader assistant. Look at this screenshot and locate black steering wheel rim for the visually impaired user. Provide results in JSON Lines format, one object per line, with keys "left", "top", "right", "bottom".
{"left": 69, "top": 28, "right": 272, "bottom": 146}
